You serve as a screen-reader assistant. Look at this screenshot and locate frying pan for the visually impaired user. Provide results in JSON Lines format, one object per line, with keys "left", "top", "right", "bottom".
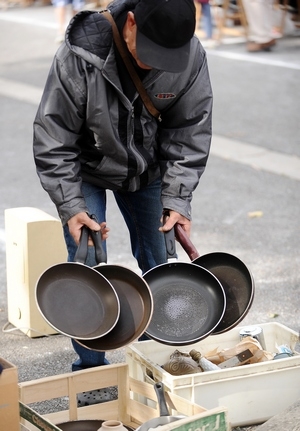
{"left": 136, "top": 382, "right": 185, "bottom": 431}
{"left": 35, "top": 227, "right": 120, "bottom": 340}
{"left": 74, "top": 222, "right": 153, "bottom": 351}
{"left": 143, "top": 227, "right": 226, "bottom": 346}
{"left": 174, "top": 223, "right": 255, "bottom": 334}
{"left": 57, "top": 420, "right": 134, "bottom": 431}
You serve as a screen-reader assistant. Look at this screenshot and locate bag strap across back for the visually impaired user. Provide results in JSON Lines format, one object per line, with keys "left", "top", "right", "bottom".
{"left": 102, "top": 11, "right": 162, "bottom": 121}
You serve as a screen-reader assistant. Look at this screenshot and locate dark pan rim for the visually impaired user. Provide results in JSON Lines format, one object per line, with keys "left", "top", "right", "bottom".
{"left": 75, "top": 264, "right": 153, "bottom": 350}
{"left": 143, "top": 262, "right": 226, "bottom": 345}
{"left": 35, "top": 262, "right": 120, "bottom": 339}
{"left": 56, "top": 419, "right": 135, "bottom": 431}
{"left": 193, "top": 252, "right": 255, "bottom": 334}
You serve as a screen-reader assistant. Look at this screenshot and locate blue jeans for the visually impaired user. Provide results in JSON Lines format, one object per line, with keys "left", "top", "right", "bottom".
{"left": 200, "top": 3, "right": 213, "bottom": 39}
{"left": 63, "top": 178, "right": 167, "bottom": 371}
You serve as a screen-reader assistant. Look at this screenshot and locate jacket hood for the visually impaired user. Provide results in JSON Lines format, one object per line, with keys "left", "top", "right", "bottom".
{"left": 65, "top": 0, "right": 139, "bottom": 64}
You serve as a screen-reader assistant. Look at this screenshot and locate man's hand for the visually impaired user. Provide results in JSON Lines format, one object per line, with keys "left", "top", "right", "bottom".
{"left": 67, "top": 212, "right": 109, "bottom": 245}
{"left": 159, "top": 210, "right": 191, "bottom": 237}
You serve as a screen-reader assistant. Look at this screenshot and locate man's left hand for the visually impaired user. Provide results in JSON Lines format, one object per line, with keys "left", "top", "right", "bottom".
{"left": 159, "top": 210, "right": 191, "bottom": 236}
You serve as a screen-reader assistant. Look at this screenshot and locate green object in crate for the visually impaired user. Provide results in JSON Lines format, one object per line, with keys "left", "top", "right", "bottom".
{"left": 20, "top": 402, "right": 62, "bottom": 431}
{"left": 171, "top": 412, "right": 228, "bottom": 431}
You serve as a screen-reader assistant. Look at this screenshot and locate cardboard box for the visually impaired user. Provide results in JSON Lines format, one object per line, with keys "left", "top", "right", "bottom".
{"left": 126, "top": 322, "right": 300, "bottom": 427}
{"left": 5, "top": 207, "right": 67, "bottom": 337}
{"left": 0, "top": 357, "right": 19, "bottom": 431}
{"left": 19, "top": 363, "right": 229, "bottom": 431}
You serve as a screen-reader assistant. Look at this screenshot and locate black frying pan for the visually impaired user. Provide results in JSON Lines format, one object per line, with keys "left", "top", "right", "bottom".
{"left": 143, "top": 227, "right": 226, "bottom": 346}
{"left": 35, "top": 227, "right": 120, "bottom": 340}
{"left": 57, "top": 420, "right": 134, "bottom": 431}
{"left": 74, "top": 221, "right": 153, "bottom": 351}
{"left": 174, "top": 223, "right": 255, "bottom": 334}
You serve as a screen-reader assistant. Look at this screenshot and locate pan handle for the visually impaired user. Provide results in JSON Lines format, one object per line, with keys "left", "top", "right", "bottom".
{"left": 73, "top": 226, "right": 89, "bottom": 264}
{"left": 164, "top": 228, "right": 177, "bottom": 261}
{"left": 89, "top": 214, "right": 108, "bottom": 264}
{"left": 154, "top": 382, "right": 170, "bottom": 417}
{"left": 162, "top": 211, "right": 177, "bottom": 261}
{"left": 73, "top": 215, "right": 108, "bottom": 265}
{"left": 89, "top": 229, "right": 107, "bottom": 264}
{"left": 174, "top": 224, "right": 200, "bottom": 261}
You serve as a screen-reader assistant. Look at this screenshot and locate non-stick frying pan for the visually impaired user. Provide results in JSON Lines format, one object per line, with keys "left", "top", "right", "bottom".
{"left": 35, "top": 227, "right": 120, "bottom": 340}
{"left": 143, "top": 227, "right": 226, "bottom": 346}
{"left": 57, "top": 420, "right": 134, "bottom": 431}
{"left": 136, "top": 382, "right": 185, "bottom": 431}
{"left": 74, "top": 223, "right": 153, "bottom": 351}
{"left": 174, "top": 223, "right": 255, "bottom": 334}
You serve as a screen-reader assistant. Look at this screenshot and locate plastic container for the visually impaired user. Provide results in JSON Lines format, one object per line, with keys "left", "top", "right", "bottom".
{"left": 126, "top": 322, "right": 300, "bottom": 427}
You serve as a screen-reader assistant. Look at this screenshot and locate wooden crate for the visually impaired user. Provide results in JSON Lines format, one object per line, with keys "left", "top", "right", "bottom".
{"left": 19, "top": 363, "right": 229, "bottom": 431}
{"left": 0, "top": 357, "right": 19, "bottom": 431}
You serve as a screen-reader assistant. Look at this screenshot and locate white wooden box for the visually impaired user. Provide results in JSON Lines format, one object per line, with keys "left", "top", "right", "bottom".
{"left": 5, "top": 207, "right": 67, "bottom": 337}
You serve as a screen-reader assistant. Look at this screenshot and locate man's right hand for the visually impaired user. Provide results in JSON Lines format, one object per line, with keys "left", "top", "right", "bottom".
{"left": 67, "top": 212, "right": 109, "bottom": 245}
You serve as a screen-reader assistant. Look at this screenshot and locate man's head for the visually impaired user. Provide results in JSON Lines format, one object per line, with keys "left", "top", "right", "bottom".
{"left": 123, "top": 0, "right": 196, "bottom": 73}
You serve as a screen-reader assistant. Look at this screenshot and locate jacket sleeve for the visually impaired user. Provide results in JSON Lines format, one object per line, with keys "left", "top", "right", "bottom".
{"left": 157, "top": 42, "right": 213, "bottom": 220}
{"left": 33, "top": 47, "right": 89, "bottom": 225}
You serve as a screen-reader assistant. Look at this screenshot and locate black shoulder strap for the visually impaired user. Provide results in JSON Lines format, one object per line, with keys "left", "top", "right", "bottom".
{"left": 102, "top": 10, "right": 162, "bottom": 122}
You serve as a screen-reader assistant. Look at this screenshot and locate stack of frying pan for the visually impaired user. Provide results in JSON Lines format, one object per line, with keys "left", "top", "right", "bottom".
{"left": 143, "top": 224, "right": 254, "bottom": 345}
{"left": 36, "top": 217, "right": 254, "bottom": 350}
{"left": 35, "top": 223, "right": 153, "bottom": 351}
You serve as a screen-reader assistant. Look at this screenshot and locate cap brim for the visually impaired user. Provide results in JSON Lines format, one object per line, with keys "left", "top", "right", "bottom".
{"left": 136, "top": 30, "right": 191, "bottom": 73}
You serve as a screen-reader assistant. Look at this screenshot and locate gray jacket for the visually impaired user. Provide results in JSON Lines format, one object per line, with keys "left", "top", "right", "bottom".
{"left": 33, "top": 0, "right": 213, "bottom": 225}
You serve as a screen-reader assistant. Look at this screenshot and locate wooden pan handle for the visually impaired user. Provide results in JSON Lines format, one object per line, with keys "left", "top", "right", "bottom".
{"left": 174, "top": 224, "right": 200, "bottom": 261}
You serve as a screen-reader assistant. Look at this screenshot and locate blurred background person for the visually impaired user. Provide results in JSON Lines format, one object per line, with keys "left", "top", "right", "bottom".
{"left": 273, "top": 0, "right": 300, "bottom": 37}
{"left": 53, "top": 0, "right": 85, "bottom": 43}
{"left": 241, "top": 0, "right": 276, "bottom": 52}
{"left": 195, "top": 0, "right": 218, "bottom": 48}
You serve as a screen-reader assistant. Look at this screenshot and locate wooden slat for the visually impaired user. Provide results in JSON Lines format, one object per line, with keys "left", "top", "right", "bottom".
{"left": 19, "top": 364, "right": 226, "bottom": 431}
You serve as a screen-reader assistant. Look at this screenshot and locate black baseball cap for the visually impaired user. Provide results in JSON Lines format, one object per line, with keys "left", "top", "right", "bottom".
{"left": 134, "top": 0, "right": 196, "bottom": 73}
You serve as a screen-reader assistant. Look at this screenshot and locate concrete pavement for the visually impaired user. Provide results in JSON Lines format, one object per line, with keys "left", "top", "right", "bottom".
{"left": 0, "top": 4, "right": 299, "bottom": 430}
